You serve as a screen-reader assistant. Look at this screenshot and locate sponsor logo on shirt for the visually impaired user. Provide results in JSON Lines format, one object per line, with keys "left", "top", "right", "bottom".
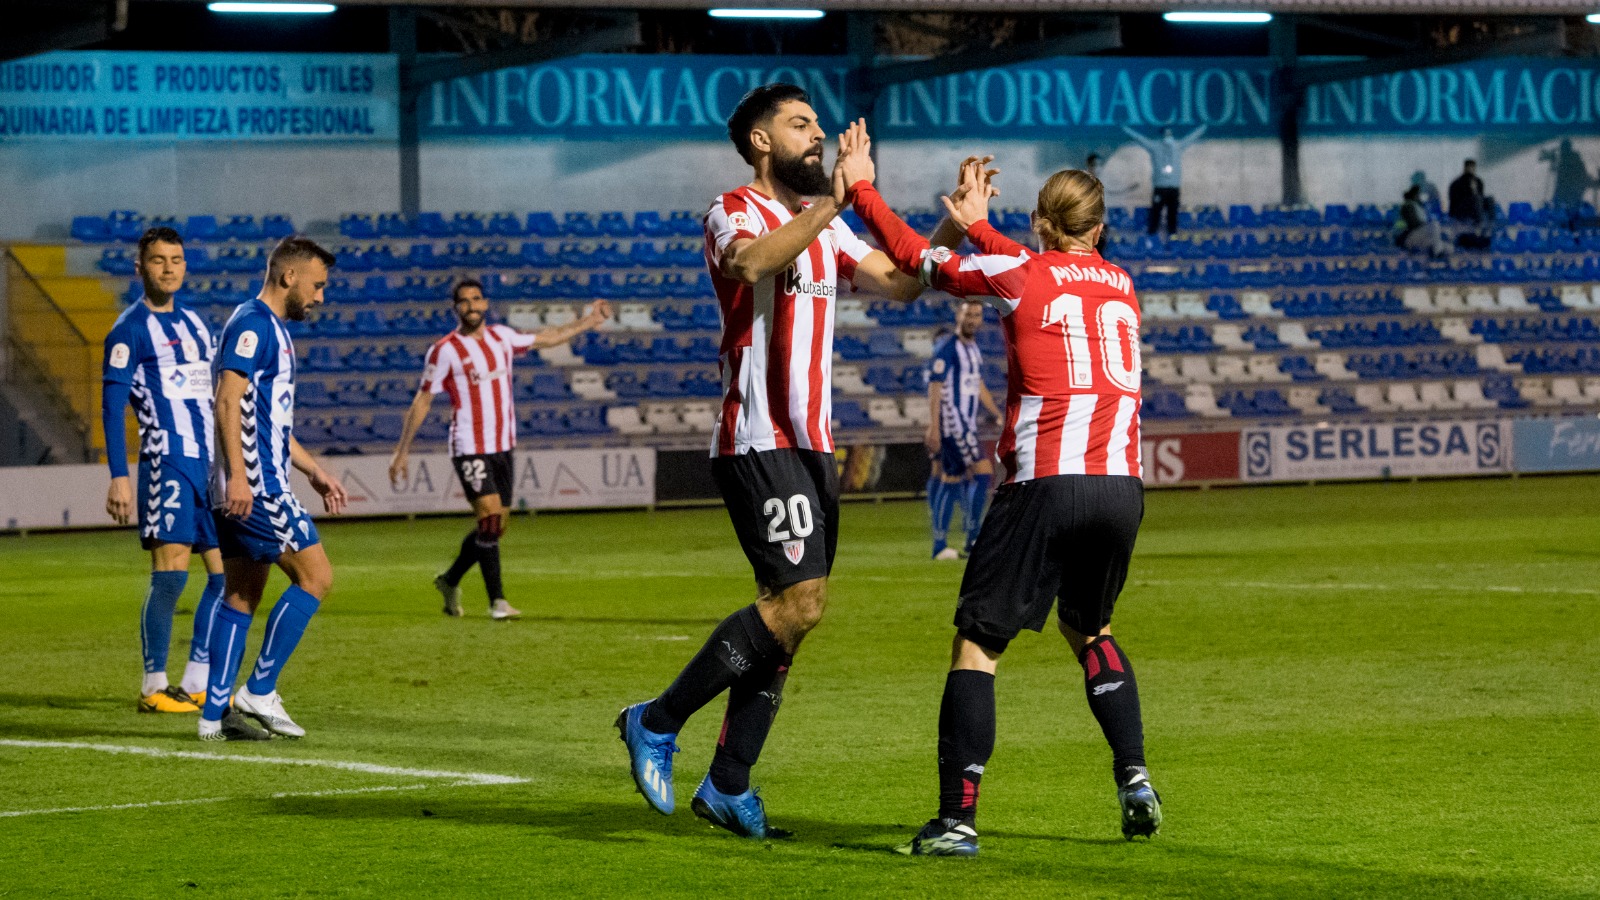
{"left": 109, "top": 343, "right": 130, "bottom": 368}
{"left": 236, "top": 331, "right": 259, "bottom": 358}
{"left": 728, "top": 211, "right": 752, "bottom": 233}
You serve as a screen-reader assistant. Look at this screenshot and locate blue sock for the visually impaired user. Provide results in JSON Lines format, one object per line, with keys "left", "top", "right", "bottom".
{"left": 964, "top": 474, "right": 992, "bottom": 551}
{"left": 141, "top": 571, "right": 187, "bottom": 679}
{"left": 931, "top": 480, "right": 959, "bottom": 556}
{"left": 203, "top": 604, "right": 253, "bottom": 721}
{"left": 245, "top": 585, "right": 321, "bottom": 696}
{"left": 188, "top": 573, "right": 226, "bottom": 665}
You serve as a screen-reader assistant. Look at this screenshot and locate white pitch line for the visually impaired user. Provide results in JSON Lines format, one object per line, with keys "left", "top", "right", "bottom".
{"left": 0, "top": 781, "right": 483, "bottom": 819}
{"left": 0, "top": 740, "right": 529, "bottom": 786}
{"left": 1132, "top": 578, "right": 1600, "bottom": 597}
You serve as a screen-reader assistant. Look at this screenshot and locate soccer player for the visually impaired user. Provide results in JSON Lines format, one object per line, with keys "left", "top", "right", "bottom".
{"left": 925, "top": 298, "right": 1001, "bottom": 560}
{"left": 616, "top": 87, "right": 971, "bottom": 840}
{"left": 386, "top": 279, "right": 613, "bottom": 620}
{"left": 200, "top": 236, "right": 348, "bottom": 742}
{"left": 847, "top": 154, "right": 1161, "bottom": 855}
{"left": 102, "top": 226, "right": 227, "bottom": 714}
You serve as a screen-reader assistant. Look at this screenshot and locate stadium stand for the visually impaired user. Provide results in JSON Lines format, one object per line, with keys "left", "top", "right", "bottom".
{"left": 40, "top": 200, "right": 1600, "bottom": 457}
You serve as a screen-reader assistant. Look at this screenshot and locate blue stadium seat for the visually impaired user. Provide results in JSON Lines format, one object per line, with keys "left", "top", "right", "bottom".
{"left": 328, "top": 416, "right": 373, "bottom": 444}
{"left": 262, "top": 214, "right": 294, "bottom": 239}
{"left": 223, "top": 215, "right": 263, "bottom": 241}
{"left": 297, "top": 381, "right": 337, "bottom": 408}
{"left": 370, "top": 413, "right": 405, "bottom": 442}
{"left": 525, "top": 212, "right": 562, "bottom": 238}
{"left": 564, "top": 212, "right": 600, "bottom": 237}
{"left": 532, "top": 372, "right": 570, "bottom": 401}
{"left": 185, "top": 216, "right": 220, "bottom": 242}
{"left": 340, "top": 214, "right": 376, "bottom": 238}
{"left": 416, "top": 415, "right": 450, "bottom": 442}
{"left": 72, "top": 215, "right": 112, "bottom": 242}
{"left": 297, "top": 417, "right": 335, "bottom": 446}
{"left": 332, "top": 379, "right": 374, "bottom": 406}
{"left": 565, "top": 405, "right": 611, "bottom": 434}
{"left": 832, "top": 399, "right": 875, "bottom": 429}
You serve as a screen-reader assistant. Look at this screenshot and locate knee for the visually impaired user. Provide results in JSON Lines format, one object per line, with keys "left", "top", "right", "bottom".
{"left": 475, "top": 513, "right": 504, "bottom": 548}
{"left": 777, "top": 580, "right": 828, "bottom": 633}
{"left": 297, "top": 565, "right": 333, "bottom": 600}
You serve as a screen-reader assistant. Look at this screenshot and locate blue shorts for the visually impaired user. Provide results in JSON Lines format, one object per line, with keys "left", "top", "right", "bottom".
{"left": 138, "top": 457, "right": 218, "bottom": 551}
{"left": 938, "top": 430, "right": 985, "bottom": 479}
{"left": 216, "top": 493, "right": 320, "bottom": 563}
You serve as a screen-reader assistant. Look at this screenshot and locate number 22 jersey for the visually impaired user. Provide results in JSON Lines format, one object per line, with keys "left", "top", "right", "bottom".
{"left": 851, "top": 183, "right": 1142, "bottom": 484}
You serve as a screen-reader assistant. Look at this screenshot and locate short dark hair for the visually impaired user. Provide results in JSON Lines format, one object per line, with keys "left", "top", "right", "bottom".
{"left": 1086, "top": 153, "right": 1101, "bottom": 164}
{"left": 727, "top": 83, "right": 811, "bottom": 165}
{"left": 267, "top": 235, "right": 335, "bottom": 279}
{"left": 1464, "top": 159, "right": 1476, "bottom": 166}
{"left": 137, "top": 226, "right": 183, "bottom": 262}
{"left": 451, "top": 278, "right": 484, "bottom": 303}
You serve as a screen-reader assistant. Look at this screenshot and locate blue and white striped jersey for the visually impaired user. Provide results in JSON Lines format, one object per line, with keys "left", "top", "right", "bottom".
{"left": 214, "top": 299, "right": 297, "bottom": 498}
{"left": 927, "top": 334, "right": 984, "bottom": 438}
{"left": 101, "top": 299, "right": 216, "bottom": 474}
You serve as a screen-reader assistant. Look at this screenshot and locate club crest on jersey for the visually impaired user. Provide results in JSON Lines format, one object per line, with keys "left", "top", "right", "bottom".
{"left": 728, "top": 211, "right": 752, "bottom": 233}
{"left": 109, "top": 343, "right": 130, "bottom": 368}
{"left": 929, "top": 246, "right": 954, "bottom": 264}
{"left": 164, "top": 513, "right": 175, "bottom": 531}
{"left": 181, "top": 338, "right": 199, "bottom": 359}
{"left": 782, "top": 539, "right": 805, "bottom": 565}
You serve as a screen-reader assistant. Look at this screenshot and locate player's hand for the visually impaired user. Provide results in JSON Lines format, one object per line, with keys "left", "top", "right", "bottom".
{"left": 941, "top": 159, "right": 994, "bottom": 233}
{"left": 833, "top": 118, "right": 873, "bottom": 206}
{"left": 924, "top": 424, "right": 940, "bottom": 455}
{"left": 948, "top": 156, "right": 1001, "bottom": 207}
{"left": 388, "top": 453, "right": 408, "bottom": 489}
{"left": 310, "top": 467, "right": 348, "bottom": 515}
{"left": 106, "top": 477, "right": 134, "bottom": 525}
{"left": 226, "top": 473, "right": 254, "bottom": 520}
{"left": 587, "top": 299, "right": 614, "bottom": 322}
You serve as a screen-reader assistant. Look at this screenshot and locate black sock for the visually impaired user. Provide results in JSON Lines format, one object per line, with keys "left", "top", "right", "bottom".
{"left": 443, "top": 531, "right": 478, "bottom": 586}
{"left": 641, "top": 604, "right": 782, "bottom": 735}
{"left": 936, "top": 669, "right": 996, "bottom": 825}
{"left": 708, "top": 656, "right": 791, "bottom": 795}
{"left": 477, "top": 534, "right": 504, "bottom": 601}
{"left": 1079, "top": 636, "right": 1146, "bottom": 776}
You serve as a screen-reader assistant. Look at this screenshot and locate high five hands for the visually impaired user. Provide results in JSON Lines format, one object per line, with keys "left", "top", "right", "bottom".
{"left": 833, "top": 118, "right": 874, "bottom": 206}
{"left": 942, "top": 155, "right": 1000, "bottom": 232}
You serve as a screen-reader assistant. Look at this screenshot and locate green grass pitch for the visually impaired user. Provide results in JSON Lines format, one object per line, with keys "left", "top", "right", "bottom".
{"left": 1, "top": 475, "right": 1597, "bottom": 898}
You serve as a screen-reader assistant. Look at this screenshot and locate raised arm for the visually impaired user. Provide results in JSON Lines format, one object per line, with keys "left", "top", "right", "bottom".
{"left": 1178, "top": 124, "right": 1208, "bottom": 147}
{"left": 1122, "top": 126, "right": 1157, "bottom": 150}
{"left": 531, "top": 300, "right": 612, "bottom": 349}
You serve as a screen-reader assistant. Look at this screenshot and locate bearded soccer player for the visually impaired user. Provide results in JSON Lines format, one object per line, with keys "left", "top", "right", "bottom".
{"left": 925, "top": 298, "right": 1002, "bottom": 560}
{"left": 387, "top": 279, "right": 612, "bottom": 620}
{"left": 850, "top": 155, "right": 1160, "bottom": 855}
{"left": 201, "top": 236, "right": 348, "bottom": 741}
{"left": 102, "top": 227, "right": 227, "bottom": 714}
{"left": 616, "top": 86, "right": 975, "bottom": 840}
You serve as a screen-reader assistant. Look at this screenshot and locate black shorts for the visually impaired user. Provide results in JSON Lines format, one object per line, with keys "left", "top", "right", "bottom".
{"left": 955, "top": 474, "right": 1144, "bottom": 651}
{"left": 712, "top": 448, "right": 840, "bottom": 592}
{"left": 453, "top": 452, "right": 514, "bottom": 506}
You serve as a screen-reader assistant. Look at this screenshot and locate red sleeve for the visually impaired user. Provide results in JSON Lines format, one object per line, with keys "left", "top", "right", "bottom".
{"left": 851, "top": 181, "right": 1030, "bottom": 308}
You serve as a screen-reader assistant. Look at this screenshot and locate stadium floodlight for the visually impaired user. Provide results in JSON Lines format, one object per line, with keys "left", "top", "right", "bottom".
{"left": 1588, "top": 12, "right": 1600, "bottom": 23}
{"left": 207, "top": 2, "right": 337, "bottom": 13}
{"left": 708, "top": 9, "right": 826, "bottom": 19}
{"left": 1163, "top": 11, "right": 1273, "bottom": 23}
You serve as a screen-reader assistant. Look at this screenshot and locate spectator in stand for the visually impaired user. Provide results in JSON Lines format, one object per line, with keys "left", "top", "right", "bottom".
{"left": 1543, "top": 139, "right": 1598, "bottom": 227}
{"left": 1396, "top": 185, "right": 1451, "bottom": 258}
{"left": 1122, "top": 125, "right": 1205, "bottom": 237}
{"left": 1448, "top": 159, "right": 1494, "bottom": 226}
{"left": 1409, "top": 170, "right": 1441, "bottom": 209}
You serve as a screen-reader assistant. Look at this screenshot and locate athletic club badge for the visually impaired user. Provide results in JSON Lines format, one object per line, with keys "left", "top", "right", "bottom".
{"left": 782, "top": 539, "right": 805, "bottom": 565}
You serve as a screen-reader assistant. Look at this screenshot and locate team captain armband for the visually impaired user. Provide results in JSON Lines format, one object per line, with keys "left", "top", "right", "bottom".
{"left": 919, "top": 246, "right": 956, "bottom": 287}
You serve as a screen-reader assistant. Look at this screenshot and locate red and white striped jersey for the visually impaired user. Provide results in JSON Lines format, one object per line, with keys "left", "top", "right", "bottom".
{"left": 703, "top": 185, "right": 876, "bottom": 457}
{"left": 421, "top": 324, "right": 539, "bottom": 457}
{"left": 851, "top": 184, "right": 1142, "bottom": 484}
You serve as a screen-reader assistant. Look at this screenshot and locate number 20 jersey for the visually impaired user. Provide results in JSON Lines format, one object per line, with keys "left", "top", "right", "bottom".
{"left": 915, "top": 228, "right": 1142, "bottom": 484}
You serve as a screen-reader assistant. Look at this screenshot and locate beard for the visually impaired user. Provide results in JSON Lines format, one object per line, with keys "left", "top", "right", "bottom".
{"left": 285, "top": 288, "right": 312, "bottom": 321}
{"left": 458, "top": 310, "right": 484, "bottom": 330}
{"left": 772, "top": 145, "right": 831, "bottom": 197}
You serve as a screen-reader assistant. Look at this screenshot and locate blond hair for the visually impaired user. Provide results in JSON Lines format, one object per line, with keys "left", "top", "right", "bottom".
{"left": 1033, "top": 169, "right": 1105, "bottom": 250}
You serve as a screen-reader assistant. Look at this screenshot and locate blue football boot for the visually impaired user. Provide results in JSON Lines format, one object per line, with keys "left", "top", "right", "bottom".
{"left": 690, "top": 774, "right": 790, "bottom": 840}
{"left": 615, "top": 703, "right": 679, "bottom": 815}
{"left": 1117, "top": 766, "right": 1163, "bottom": 840}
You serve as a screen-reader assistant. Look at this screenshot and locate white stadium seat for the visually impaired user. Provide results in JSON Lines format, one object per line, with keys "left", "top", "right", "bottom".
{"left": 1184, "top": 384, "right": 1229, "bottom": 418}
{"left": 505, "top": 302, "right": 544, "bottom": 330}
{"left": 1173, "top": 292, "right": 1211, "bottom": 318}
{"left": 680, "top": 402, "right": 716, "bottom": 433}
{"left": 539, "top": 341, "right": 581, "bottom": 366}
{"left": 1549, "top": 377, "right": 1586, "bottom": 406}
{"left": 835, "top": 297, "right": 876, "bottom": 326}
{"left": 644, "top": 401, "right": 691, "bottom": 434}
{"left": 605, "top": 405, "right": 654, "bottom": 435}
{"left": 543, "top": 304, "right": 578, "bottom": 327}
{"left": 1213, "top": 355, "right": 1248, "bottom": 383}
{"left": 901, "top": 395, "right": 931, "bottom": 426}
{"left": 1515, "top": 377, "right": 1557, "bottom": 407}
{"left": 1386, "top": 382, "right": 1429, "bottom": 412}
{"left": 1354, "top": 384, "right": 1394, "bottom": 412}
{"left": 1438, "top": 317, "right": 1478, "bottom": 344}
{"left": 1178, "top": 355, "right": 1220, "bottom": 384}
{"left": 868, "top": 397, "right": 913, "bottom": 428}
{"left": 1246, "top": 354, "right": 1284, "bottom": 382}
{"left": 1146, "top": 356, "right": 1180, "bottom": 383}
{"left": 1287, "top": 386, "right": 1326, "bottom": 415}
{"left": 1432, "top": 287, "right": 1468, "bottom": 313}
{"left": 1582, "top": 377, "right": 1600, "bottom": 401}
{"left": 1419, "top": 381, "right": 1462, "bottom": 411}
{"left": 1464, "top": 288, "right": 1496, "bottom": 312}
{"left": 1141, "top": 293, "right": 1176, "bottom": 320}
{"left": 901, "top": 328, "right": 935, "bottom": 359}
{"left": 1277, "top": 322, "right": 1316, "bottom": 349}
{"left": 832, "top": 364, "right": 874, "bottom": 394}
{"left": 616, "top": 303, "right": 661, "bottom": 332}
{"left": 570, "top": 369, "right": 616, "bottom": 401}
{"left": 1494, "top": 286, "right": 1529, "bottom": 310}
{"left": 1211, "top": 323, "right": 1251, "bottom": 351}
{"left": 1452, "top": 380, "right": 1498, "bottom": 410}
{"left": 1315, "top": 352, "right": 1356, "bottom": 380}
{"left": 1474, "top": 344, "right": 1518, "bottom": 373}
{"left": 1558, "top": 285, "right": 1592, "bottom": 310}
{"left": 1401, "top": 287, "right": 1435, "bottom": 313}
{"left": 1239, "top": 291, "right": 1281, "bottom": 317}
